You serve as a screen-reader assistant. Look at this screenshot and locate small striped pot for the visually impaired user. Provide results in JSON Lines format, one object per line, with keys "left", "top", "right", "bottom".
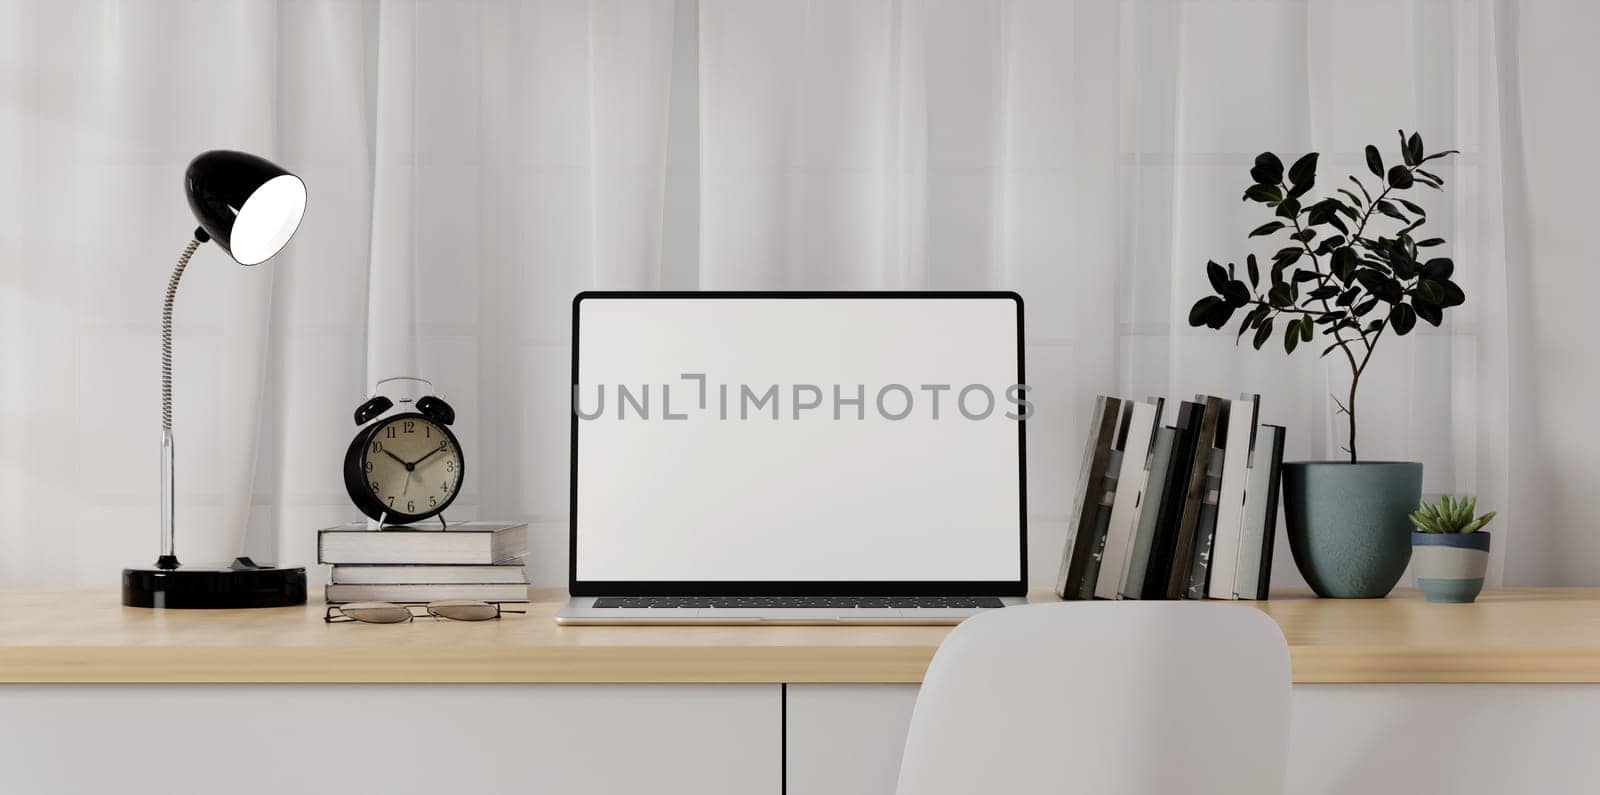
{"left": 1412, "top": 531, "right": 1491, "bottom": 603}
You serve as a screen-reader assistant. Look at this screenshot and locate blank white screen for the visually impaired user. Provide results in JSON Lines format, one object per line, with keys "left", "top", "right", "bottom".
{"left": 574, "top": 296, "right": 1023, "bottom": 583}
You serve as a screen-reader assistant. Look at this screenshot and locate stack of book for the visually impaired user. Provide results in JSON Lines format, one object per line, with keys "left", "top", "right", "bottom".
{"left": 319, "top": 521, "right": 530, "bottom": 604}
{"left": 1056, "top": 394, "right": 1285, "bottom": 602}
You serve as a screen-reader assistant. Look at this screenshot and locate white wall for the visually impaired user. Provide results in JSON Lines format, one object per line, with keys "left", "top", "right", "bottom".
{"left": 1502, "top": 1, "right": 1600, "bottom": 585}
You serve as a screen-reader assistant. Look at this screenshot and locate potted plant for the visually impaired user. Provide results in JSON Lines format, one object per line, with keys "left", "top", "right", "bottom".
{"left": 1188, "top": 130, "right": 1461, "bottom": 598}
{"left": 1410, "top": 495, "right": 1495, "bottom": 603}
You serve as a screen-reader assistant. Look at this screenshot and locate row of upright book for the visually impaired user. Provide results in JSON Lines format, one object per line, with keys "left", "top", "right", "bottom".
{"left": 319, "top": 521, "right": 530, "bottom": 603}
{"left": 1055, "top": 394, "right": 1285, "bottom": 602}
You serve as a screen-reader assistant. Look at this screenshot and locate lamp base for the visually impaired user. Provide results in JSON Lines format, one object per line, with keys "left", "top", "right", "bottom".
{"left": 122, "top": 557, "right": 307, "bottom": 609}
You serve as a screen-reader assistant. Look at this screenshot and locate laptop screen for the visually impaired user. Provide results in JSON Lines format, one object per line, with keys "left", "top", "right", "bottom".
{"left": 570, "top": 293, "right": 1026, "bottom": 595}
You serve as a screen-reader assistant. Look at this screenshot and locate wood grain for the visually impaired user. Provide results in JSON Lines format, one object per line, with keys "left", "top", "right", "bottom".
{"left": 0, "top": 587, "right": 1596, "bottom": 683}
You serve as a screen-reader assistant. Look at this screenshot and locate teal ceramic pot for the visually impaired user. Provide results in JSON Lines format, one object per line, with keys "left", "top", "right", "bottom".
{"left": 1412, "top": 531, "right": 1490, "bottom": 603}
{"left": 1281, "top": 461, "right": 1422, "bottom": 598}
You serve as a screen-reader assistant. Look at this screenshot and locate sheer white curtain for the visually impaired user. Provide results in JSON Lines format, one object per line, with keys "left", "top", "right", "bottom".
{"left": 0, "top": 0, "right": 1577, "bottom": 590}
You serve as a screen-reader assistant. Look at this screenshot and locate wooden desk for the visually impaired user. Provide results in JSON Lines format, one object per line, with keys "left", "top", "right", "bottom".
{"left": 1, "top": 587, "right": 1597, "bottom": 684}
{"left": 2, "top": 588, "right": 1597, "bottom": 795}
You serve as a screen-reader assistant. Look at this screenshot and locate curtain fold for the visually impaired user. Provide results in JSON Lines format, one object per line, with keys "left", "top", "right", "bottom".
{"left": 0, "top": 0, "right": 1562, "bottom": 589}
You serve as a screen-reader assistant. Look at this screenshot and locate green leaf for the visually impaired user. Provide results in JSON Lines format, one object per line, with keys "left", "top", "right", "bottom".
{"left": 1243, "top": 184, "right": 1283, "bottom": 203}
{"left": 1386, "top": 165, "right": 1415, "bottom": 190}
{"left": 1268, "top": 283, "right": 1294, "bottom": 308}
{"left": 1398, "top": 198, "right": 1427, "bottom": 217}
{"left": 1250, "top": 152, "right": 1285, "bottom": 185}
{"left": 1391, "top": 303, "right": 1417, "bottom": 335}
{"left": 1337, "top": 188, "right": 1365, "bottom": 209}
{"left": 1337, "top": 286, "right": 1360, "bottom": 306}
{"left": 1416, "top": 168, "right": 1443, "bottom": 186}
{"left": 1415, "top": 279, "right": 1446, "bottom": 305}
{"left": 1276, "top": 197, "right": 1302, "bottom": 218}
{"left": 1288, "top": 152, "right": 1319, "bottom": 187}
{"left": 1189, "top": 296, "right": 1221, "bottom": 327}
{"left": 1306, "top": 284, "right": 1340, "bottom": 301}
{"left": 1438, "top": 279, "right": 1466, "bottom": 307}
{"left": 1407, "top": 131, "right": 1424, "bottom": 165}
{"left": 1284, "top": 319, "right": 1301, "bottom": 354}
{"left": 1223, "top": 280, "right": 1251, "bottom": 307}
{"left": 1207, "top": 261, "right": 1229, "bottom": 294}
{"left": 1375, "top": 200, "right": 1408, "bottom": 221}
{"left": 1204, "top": 299, "right": 1236, "bottom": 330}
{"left": 1364, "top": 145, "right": 1384, "bottom": 179}
{"left": 1293, "top": 268, "right": 1321, "bottom": 283}
{"left": 1273, "top": 247, "right": 1304, "bottom": 266}
{"left": 1247, "top": 254, "right": 1260, "bottom": 289}
{"left": 1414, "top": 299, "right": 1443, "bottom": 327}
{"left": 1301, "top": 316, "right": 1314, "bottom": 342}
{"left": 1420, "top": 149, "right": 1460, "bottom": 164}
{"left": 1353, "top": 297, "right": 1379, "bottom": 316}
{"left": 1331, "top": 247, "right": 1358, "bottom": 282}
{"left": 1249, "top": 221, "right": 1286, "bottom": 238}
{"left": 1252, "top": 316, "right": 1274, "bottom": 350}
{"left": 1399, "top": 129, "right": 1416, "bottom": 166}
{"left": 1349, "top": 175, "right": 1373, "bottom": 204}
{"left": 1421, "top": 257, "right": 1454, "bottom": 280}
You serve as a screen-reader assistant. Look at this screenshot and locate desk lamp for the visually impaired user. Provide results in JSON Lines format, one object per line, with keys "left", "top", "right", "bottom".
{"left": 122, "top": 150, "right": 309, "bottom": 608}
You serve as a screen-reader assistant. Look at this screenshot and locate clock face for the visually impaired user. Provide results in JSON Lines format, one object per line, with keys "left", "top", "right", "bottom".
{"left": 358, "top": 414, "right": 462, "bottom": 520}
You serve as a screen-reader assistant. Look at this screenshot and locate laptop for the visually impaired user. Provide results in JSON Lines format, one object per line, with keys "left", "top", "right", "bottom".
{"left": 555, "top": 292, "right": 1029, "bottom": 624}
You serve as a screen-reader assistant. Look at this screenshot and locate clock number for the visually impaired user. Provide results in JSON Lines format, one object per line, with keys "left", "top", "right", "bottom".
{"left": 370, "top": 440, "right": 384, "bottom": 453}
{"left": 425, "top": 425, "right": 432, "bottom": 438}
{"left": 441, "top": 481, "right": 449, "bottom": 492}
{"left": 385, "top": 425, "right": 396, "bottom": 439}
{"left": 403, "top": 421, "right": 416, "bottom": 434}
{"left": 407, "top": 500, "right": 416, "bottom": 512}
{"left": 370, "top": 481, "right": 381, "bottom": 493}
{"left": 429, "top": 496, "right": 438, "bottom": 507}
{"left": 445, "top": 460, "right": 455, "bottom": 472}
{"left": 387, "top": 496, "right": 395, "bottom": 507}
{"left": 438, "top": 440, "right": 448, "bottom": 451}
{"left": 364, "top": 461, "right": 374, "bottom": 473}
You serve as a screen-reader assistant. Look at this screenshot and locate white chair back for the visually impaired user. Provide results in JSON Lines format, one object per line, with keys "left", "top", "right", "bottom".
{"left": 896, "top": 601, "right": 1290, "bottom": 795}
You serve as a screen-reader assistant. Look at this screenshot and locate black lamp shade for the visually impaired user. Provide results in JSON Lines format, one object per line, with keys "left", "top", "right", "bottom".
{"left": 184, "top": 150, "right": 307, "bottom": 266}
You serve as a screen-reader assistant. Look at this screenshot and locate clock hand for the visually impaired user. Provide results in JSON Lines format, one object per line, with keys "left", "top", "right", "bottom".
{"left": 383, "top": 449, "right": 408, "bottom": 466}
{"left": 408, "top": 445, "right": 445, "bottom": 467}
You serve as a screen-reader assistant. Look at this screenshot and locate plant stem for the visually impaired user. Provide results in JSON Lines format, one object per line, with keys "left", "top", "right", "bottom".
{"left": 1345, "top": 319, "right": 1386, "bottom": 463}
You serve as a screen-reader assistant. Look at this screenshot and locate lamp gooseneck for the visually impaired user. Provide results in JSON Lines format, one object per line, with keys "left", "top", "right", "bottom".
{"left": 157, "top": 238, "right": 204, "bottom": 570}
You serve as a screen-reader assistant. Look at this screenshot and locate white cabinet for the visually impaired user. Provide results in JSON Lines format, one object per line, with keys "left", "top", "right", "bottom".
{"left": 9, "top": 682, "right": 1598, "bottom": 793}
{"left": 0, "top": 684, "right": 781, "bottom": 795}
{"left": 783, "top": 683, "right": 1600, "bottom": 795}
{"left": 785, "top": 684, "right": 919, "bottom": 795}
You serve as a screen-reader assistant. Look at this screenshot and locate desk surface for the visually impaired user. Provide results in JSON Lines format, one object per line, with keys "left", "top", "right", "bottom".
{"left": 0, "top": 587, "right": 1596, "bottom": 684}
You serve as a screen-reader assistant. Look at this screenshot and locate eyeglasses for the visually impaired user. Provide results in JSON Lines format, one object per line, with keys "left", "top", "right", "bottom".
{"left": 325, "top": 600, "right": 526, "bottom": 624}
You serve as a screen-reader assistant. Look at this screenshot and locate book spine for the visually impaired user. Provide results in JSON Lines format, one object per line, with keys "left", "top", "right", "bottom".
{"left": 1121, "top": 428, "right": 1176, "bottom": 600}
{"left": 1252, "top": 426, "right": 1287, "bottom": 599}
{"left": 1078, "top": 450, "right": 1121, "bottom": 599}
{"left": 1166, "top": 397, "right": 1224, "bottom": 599}
{"left": 1059, "top": 397, "right": 1123, "bottom": 599}
{"left": 1143, "top": 403, "right": 1201, "bottom": 599}
{"left": 1185, "top": 452, "right": 1225, "bottom": 599}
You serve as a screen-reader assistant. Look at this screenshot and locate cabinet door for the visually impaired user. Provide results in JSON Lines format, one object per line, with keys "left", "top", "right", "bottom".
{"left": 786, "top": 683, "right": 919, "bottom": 795}
{"left": 0, "top": 684, "right": 780, "bottom": 795}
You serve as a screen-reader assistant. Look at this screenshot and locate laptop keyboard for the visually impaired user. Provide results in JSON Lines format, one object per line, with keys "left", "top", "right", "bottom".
{"left": 591, "top": 596, "right": 1006, "bottom": 609}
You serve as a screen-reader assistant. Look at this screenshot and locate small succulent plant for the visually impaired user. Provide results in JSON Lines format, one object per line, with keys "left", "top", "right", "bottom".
{"left": 1410, "top": 495, "right": 1496, "bottom": 534}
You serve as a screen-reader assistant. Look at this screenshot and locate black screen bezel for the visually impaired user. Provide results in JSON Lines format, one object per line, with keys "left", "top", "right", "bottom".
{"left": 568, "top": 291, "right": 1028, "bottom": 597}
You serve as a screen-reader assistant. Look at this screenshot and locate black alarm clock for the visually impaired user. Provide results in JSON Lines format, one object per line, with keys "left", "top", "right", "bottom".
{"left": 342, "top": 377, "right": 464, "bottom": 525}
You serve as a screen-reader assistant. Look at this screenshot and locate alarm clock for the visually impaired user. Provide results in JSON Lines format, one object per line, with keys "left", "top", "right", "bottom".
{"left": 342, "top": 377, "right": 464, "bottom": 525}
